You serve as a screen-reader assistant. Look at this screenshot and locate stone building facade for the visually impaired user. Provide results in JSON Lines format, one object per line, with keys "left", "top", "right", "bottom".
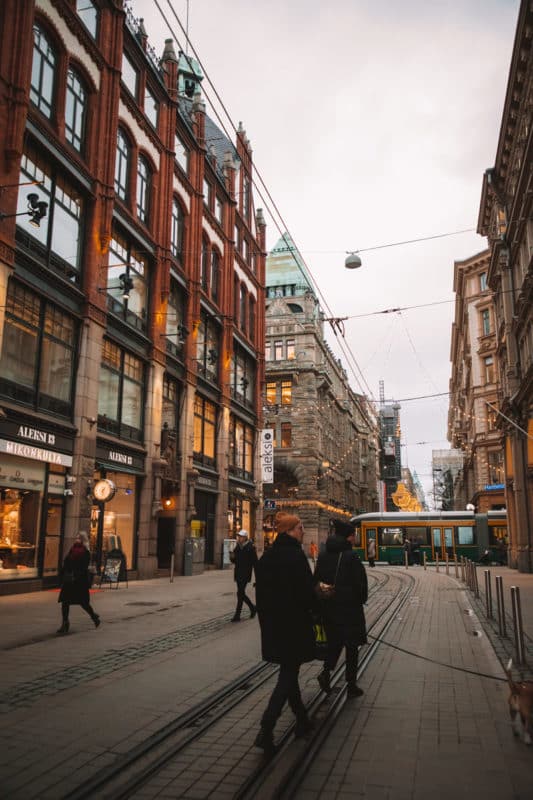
{"left": 448, "top": 250, "right": 506, "bottom": 512}
{"left": 0, "top": 0, "right": 265, "bottom": 593}
{"left": 263, "top": 234, "right": 380, "bottom": 549}
{"left": 477, "top": 0, "right": 533, "bottom": 572}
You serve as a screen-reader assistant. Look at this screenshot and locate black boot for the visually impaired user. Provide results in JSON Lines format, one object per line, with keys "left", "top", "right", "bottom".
{"left": 92, "top": 614, "right": 101, "bottom": 628}
{"left": 254, "top": 726, "right": 275, "bottom": 754}
{"left": 347, "top": 681, "right": 364, "bottom": 698}
{"left": 57, "top": 621, "right": 70, "bottom": 635}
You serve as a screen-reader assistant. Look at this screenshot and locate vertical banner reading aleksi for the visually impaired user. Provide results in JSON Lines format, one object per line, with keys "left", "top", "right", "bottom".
{"left": 260, "top": 430, "right": 274, "bottom": 483}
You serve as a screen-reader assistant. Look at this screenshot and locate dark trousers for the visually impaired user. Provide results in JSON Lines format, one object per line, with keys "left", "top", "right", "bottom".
{"left": 235, "top": 580, "right": 254, "bottom": 617}
{"left": 323, "top": 623, "right": 359, "bottom": 684}
{"left": 261, "top": 662, "right": 306, "bottom": 730}
{"left": 62, "top": 601, "right": 97, "bottom": 622}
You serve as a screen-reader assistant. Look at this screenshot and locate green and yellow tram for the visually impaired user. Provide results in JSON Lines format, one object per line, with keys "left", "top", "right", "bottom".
{"left": 349, "top": 511, "right": 507, "bottom": 565}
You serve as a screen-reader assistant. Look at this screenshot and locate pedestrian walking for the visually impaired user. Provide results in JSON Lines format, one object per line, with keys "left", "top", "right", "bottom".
{"left": 314, "top": 519, "right": 367, "bottom": 698}
{"left": 367, "top": 537, "right": 376, "bottom": 567}
{"left": 57, "top": 532, "right": 100, "bottom": 634}
{"left": 230, "top": 529, "right": 257, "bottom": 622}
{"left": 254, "top": 512, "right": 316, "bottom": 753}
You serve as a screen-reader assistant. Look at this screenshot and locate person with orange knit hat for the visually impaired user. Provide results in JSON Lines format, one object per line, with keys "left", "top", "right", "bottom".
{"left": 254, "top": 511, "right": 316, "bottom": 753}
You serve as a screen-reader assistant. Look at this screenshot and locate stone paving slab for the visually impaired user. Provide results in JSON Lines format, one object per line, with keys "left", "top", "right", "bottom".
{"left": 295, "top": 567, "right": 533, "bottom": 800}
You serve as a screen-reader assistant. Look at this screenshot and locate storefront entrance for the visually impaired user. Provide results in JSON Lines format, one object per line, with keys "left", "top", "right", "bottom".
{"left": 194, "top": 490, "right": 216, "bottom": 564}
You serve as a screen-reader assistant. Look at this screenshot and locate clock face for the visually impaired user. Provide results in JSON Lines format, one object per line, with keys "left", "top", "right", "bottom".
{"left": 93, "top": 479, "right": 116, "bottom": 503}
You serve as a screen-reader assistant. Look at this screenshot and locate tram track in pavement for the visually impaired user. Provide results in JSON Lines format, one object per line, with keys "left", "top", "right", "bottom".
{"left": 61, "top": 569, "right": 410, "bottom": 800}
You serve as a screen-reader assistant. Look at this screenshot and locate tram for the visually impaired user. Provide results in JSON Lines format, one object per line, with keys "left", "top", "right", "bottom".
{"left": 349, "top": 510, "right": 508, "bottom": 565}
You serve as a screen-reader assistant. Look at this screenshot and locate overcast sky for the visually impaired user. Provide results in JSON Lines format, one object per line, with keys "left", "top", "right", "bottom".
{"left": 132, "top": 0, "right": 519, "bottom": 503}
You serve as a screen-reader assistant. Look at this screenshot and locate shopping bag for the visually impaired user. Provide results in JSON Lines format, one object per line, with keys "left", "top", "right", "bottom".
{"left": 314, "top": 619, "right": 328, "bottom": 660}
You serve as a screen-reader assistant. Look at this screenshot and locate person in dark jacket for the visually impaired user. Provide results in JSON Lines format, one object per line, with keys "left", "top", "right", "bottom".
{"left": 314, "top": 519, "right": 367, "bottom": 697}
{"left": 230, "top": 529, "right": 258, "bottom": 621}
{"left": 57, "top": 532, "right": 100, "bottom": 634}
{"left": 254, "top": 512, "right": 316, "bottom": 753}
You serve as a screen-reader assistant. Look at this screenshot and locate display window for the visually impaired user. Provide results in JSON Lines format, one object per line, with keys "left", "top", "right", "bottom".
{"left": 0, "top": 456, "right": 44, "bottom": 580}
{"left": 90, "top": 471, "right": 137, "bottom": 569}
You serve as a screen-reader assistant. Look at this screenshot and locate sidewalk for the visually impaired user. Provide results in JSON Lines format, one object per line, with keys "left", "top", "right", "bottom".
{"left": 1, "top": 565, "right": 533, "bottom": 799}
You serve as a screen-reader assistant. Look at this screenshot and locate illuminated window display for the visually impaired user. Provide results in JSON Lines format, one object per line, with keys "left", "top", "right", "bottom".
{"left": 0, "top": 456, "right": 44, "bottom": 580}
{"left": 90, "top": 471, "right": 136, "bottom": 569}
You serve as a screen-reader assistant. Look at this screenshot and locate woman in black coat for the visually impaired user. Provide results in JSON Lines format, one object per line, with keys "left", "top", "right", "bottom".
{"left": 254, "top": 512, "right": 316, "bottom": 752}
{"left": 314, "top": 519, "right": 367, "bottom": 697}
{"left": 57, "top": 532, "right": 100, "bottom": 634}
{"left": 230, "top": 529, "right": 258, "bottom": 621}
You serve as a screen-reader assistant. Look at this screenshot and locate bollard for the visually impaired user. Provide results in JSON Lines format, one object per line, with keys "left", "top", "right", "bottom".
{"left": 436, "top": 552, "right": 439, "bottom": 573}
{"left": 445, "top": 553, "right": 449, "bottom": 575}
{"left": 511, "top": 586, "right": 526, "bottom": 665}
{"left": 454, "top": 557, "right": 459, "bottom": 580}
{"left": 495, "top": 576, "right": 506, "bottom": 637}
{"left": 466, "top": 559, "right": 471, "bottom": 590}
{"left": 460, "top": 556, "right": 465, "bottom": 583}
{"left": 423, "top": 550, "right": 427, "bottom": 571}
{"left": 484, "top": 570, "right": 493, "bottom": 619}
{"left": 404, "top": 550, "right": 408, "bottom": 569}
{"left": 473, "top": 563, "right": 480, "bottom": 598}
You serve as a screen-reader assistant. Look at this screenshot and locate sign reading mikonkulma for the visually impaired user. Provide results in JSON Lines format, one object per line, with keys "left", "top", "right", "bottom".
{"left": 260, "top": 429, "right": 274, "bottom": 483}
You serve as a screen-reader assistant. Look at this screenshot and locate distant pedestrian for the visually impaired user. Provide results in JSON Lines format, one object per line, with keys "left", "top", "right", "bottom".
{"left": 254, "top": 512, "right": 316, "bottom": 753}
{"left": 403, "top": 537, "right": 413, "bottom": 566}
{"left": 314, "top": 519, "right": 367, "bottom": 698}
{"left": 57, "top": 533, "right": 100, "bottom": 634}
{"left": 230, "top": 529, "right": 257, "bottom": 622}
{"left": 367, "top": 537, "right": 376, "bottom": 567}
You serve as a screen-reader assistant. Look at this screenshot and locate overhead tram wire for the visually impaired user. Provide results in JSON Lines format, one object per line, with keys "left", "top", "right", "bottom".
{"left": 152, "top": 0, "right": 377, "bottom": 402}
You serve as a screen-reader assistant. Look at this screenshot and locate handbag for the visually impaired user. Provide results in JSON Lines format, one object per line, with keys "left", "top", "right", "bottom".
{"left": 314, "top": 553, "right": 342, "bottom": 600}
{"left": 313, "top": 617, "right": 328, "bottom": 660}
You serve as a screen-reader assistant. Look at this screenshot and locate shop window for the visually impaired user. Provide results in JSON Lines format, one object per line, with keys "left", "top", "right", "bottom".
{"left": 77, "top": 0, "right": 98, "bottom": 38}
{"left": 106, "top": 230, "right": 149, "bottom": 332}
{"left": 144, "top": 85, "right": 158, "bottom": 129}
{"left": 136, "top": 155, "right": 151, "bottom": 224}
{"left": 281, "top": 422, "right": 292, "bottom": 448}
{"left": 98, "top": 340, "right": 144, "bottom": 441}
{"left": 0, "top": 460, "right": 44, "bottom": 581}
{"left": 31, "top": 25, "right": 56, "bottom": 119}
{"left": 115, "top": 128, "right": 130, "bottom": 202}
{"left": 94, "top": 471, "right": 137, "bottom": 572}
{"left": 0, "top": 281, "right": 76, "bottom": 416}
{"left": 65, "top": 68, "right": 87, "bottom": 153}
{"left": 193, "top": 394, "right": 216, "bottom": 466}
{"left": 17, "top": 149, "right": 84, "bottom": 281}
{"left": 171, "top": 197, "right": 184, "bottom": 259}
{"left": 121, "top": 51, "right": 138, "bottom": 98}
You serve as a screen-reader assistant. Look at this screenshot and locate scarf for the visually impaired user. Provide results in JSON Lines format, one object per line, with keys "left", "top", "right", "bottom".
{"left": 69, "top": 542, "right": 87, "bottom": 560}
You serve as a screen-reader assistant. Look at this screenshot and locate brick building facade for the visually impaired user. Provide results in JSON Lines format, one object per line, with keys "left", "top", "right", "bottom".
{"left": 0, "top": 0, "right": 265, "bottom": 592}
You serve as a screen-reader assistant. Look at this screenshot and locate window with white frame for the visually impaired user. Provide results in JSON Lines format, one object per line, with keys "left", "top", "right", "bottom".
{"left": 76, "top": 0, "right": 98, "bottom": 38}
{"left": 171, "top": 198, "right": 184, "bottom": 259}
{"left": 31, "top": 25, "right": 56, "bottom": 118}
{"left": 144, "top": 85, "right": 158, "bottom": 128}
{"left": 65, "top": 68, "right": 87, "bottom": 153}
{"left": 136, "top": 155, "right": 151, "bottom": 223}
{"left": 175, "top": 133, "right": 189, "bottom": 173}
{"left": 115, "top": 129, "right": 130, "bottom": 201}
{"left": 121, "top": 52, "right": 138, "bottom": 98}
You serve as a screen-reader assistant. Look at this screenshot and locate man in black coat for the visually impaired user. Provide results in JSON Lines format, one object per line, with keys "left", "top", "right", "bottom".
{"left": 314, "top": 519, "right": 367, "bottom": 697}
{"left": 230, "top": 529, "right": 258, "bottom": 621}
{"left": 254, "top": 512, "right": 316, "bottom": 753}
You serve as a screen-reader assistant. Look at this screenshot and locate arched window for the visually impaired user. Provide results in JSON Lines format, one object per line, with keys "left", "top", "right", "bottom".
{"left": 201, "top": 238, "right": 209, "bottom": 292}
{"left": 239, "top": 284, "right": 247, "bottom": 333}
{"left": 210, "top": 249, "right": 219, "bottom": 303}
{"left": 114, "top": 129, "right": 130, "bottom": 201}
{"left": 136, "top": 155, "right": 151, "bottom": 223}
{"left": 31, "top": 25, "right": 56, "bottom": 118}
{"left": 171, "top": 197, "right": 184, "bottom": 259}
{"left": 65, "top": 68, "right": 87, "bottom": 152}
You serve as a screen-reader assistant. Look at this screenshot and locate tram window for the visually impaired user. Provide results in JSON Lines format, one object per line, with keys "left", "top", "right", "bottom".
{"left": 457, "top": 526, "right": 474, "bottom": 545}
{"left": 409, "top": 529, "right": 429, "bottom": 546}
{"left": 381, "top": 527, "right": 403, "bottom": 545}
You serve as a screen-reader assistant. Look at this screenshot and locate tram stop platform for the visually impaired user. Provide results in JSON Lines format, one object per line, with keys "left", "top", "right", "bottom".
{"left": 0, "top": 563, "right": 533, "bottom": 799}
